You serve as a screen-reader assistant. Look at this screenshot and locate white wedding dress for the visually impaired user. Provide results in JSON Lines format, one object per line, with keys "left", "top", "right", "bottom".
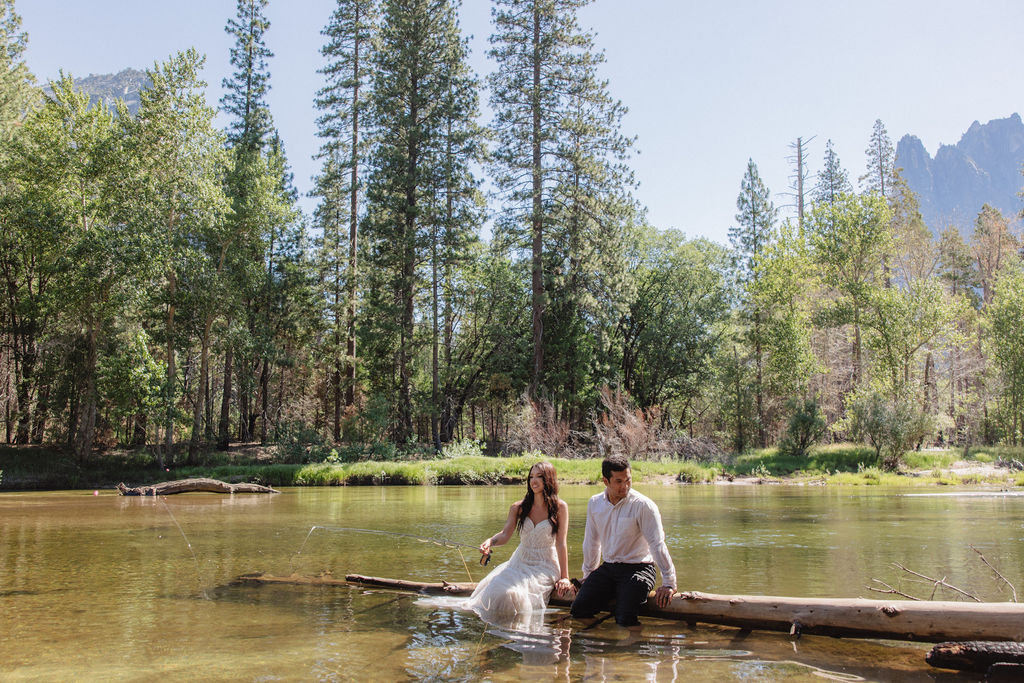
{"left": 464, "top": 517, "right": 559, "bottom": 617}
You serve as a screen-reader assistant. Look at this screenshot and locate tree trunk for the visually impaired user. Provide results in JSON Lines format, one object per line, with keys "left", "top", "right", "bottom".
{"left": 132, "top": 413, "right": 148, "bottom": 448}
{"left": 164, "top": 269, "right": 177, "bottom": 466}
{"left": 217, "top": 345, "right": 233, "bottom": 450}
{"left": 340, "top": 574, "right": 1024, "bottom": 644}
{"left": 926, "top": 641, "right": 1024, "bottom": 673}
{"left": 259, "top": 357, "right": 269, "bottom": 444}
{"left": 73, "top": 323, "right": 100, "bottom": 463}
{"left": 188, "top": 318, "right": 213, "bottom": 464}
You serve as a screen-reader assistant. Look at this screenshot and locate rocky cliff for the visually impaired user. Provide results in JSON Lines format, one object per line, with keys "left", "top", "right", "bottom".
{"left": 896, "top": 114, "right": 1024, "bottom": 234}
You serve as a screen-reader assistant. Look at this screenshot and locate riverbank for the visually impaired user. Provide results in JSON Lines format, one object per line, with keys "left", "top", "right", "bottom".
{"left": 2, "top": 443, "right": 1023, "bottom": 491}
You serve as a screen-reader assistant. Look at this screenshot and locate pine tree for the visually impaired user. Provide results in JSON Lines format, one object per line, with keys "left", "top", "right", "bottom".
{"left": 314, "top": 0, "right": 377, "bottom": 438}
{"left": 430, "top": 22, "right": 486, "bottom": 448}
{"left": 221, "top": 0, "right": 273, "bottom": 152}
{"left": 216, "top": 0, "right": 282, "bottom": 451}
{"left": 730, "top": 159, "right": 778, "bottom": 447}
{"left": 362, "top": 0, "right": 475, "bottom": 443}
{"left": 812, "top": 139, "right": 852, "bottom": 206}
{"left": 488, "top": 0, "right": 593, "bottom": 396}
{"left": 860, "top": 119, "right": 896, "bottom": 199}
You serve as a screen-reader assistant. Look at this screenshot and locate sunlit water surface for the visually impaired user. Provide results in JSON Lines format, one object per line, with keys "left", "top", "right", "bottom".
{"left": 2, "top": 484, "right": 1023, "bottom": 681}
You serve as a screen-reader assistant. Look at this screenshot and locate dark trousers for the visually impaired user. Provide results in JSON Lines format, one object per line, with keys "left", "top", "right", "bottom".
{"left": 570, "top": 562, "right": 656, "bottom": 627}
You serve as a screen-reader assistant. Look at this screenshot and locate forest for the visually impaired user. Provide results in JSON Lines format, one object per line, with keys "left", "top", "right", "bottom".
{"left": 1, "top": 0, "right": 1022, "bottom": 471}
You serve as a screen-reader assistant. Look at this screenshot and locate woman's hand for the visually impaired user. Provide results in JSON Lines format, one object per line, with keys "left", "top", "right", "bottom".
{"left": 479, "top": 538, "right": 493, "bottom": 564}
{"left": 554, "top": 578, "right": 576, "bottom": 597}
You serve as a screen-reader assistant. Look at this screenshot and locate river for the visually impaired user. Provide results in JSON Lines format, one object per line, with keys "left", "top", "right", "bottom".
{"left": 2, "top": 484, "right": 1022, "bottom": 681}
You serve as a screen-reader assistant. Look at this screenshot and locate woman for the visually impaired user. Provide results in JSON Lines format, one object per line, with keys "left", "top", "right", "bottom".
{"left": 465, "top": 461, "right": 576, "bottom": 616}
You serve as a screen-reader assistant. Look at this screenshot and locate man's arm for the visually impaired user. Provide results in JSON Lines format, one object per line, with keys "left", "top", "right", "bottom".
{"left": 580, "top": 497, "right": 601, "bottom": 579}
{"left": 638, "top": 499, "right": 676, "bottom": 591}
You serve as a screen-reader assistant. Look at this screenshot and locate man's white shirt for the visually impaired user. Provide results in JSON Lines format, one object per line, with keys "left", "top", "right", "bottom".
{"left": 581, "top": 488, "right": 677, "bottom": 589}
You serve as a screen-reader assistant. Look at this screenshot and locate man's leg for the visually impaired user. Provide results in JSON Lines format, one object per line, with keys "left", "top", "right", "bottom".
{"left": 570, "top": 563, "right": 615, "bottom": 619}
{"left": 612, "top": 563, "right": 656, "bottom": 627}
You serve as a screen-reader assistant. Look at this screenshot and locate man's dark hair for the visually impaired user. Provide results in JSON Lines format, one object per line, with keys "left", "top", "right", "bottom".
{"left": 602, "top": 455, "right": 630, "bottom": 480}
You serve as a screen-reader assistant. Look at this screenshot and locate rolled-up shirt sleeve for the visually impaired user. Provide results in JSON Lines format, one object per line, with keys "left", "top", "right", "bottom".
{"left": 638, "top": 499, "right": 676, "bottom": 589}
{"left": 581, "top": 496, "right": 601, "bottom": 579}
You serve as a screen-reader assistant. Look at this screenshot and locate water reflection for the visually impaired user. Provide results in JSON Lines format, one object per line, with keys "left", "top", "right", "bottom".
{"left": 1, "top": 486, "right": 1017, "bottom": 680}
{"left": 409, "top": 595, "right": 889, "bottom": 682}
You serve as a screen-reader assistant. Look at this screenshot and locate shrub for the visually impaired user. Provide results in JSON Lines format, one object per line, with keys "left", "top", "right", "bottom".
{"left": 844, "top": 390, "right": 933, "bottom": 471}
{"left": 440, "top": 439, "right": 484, "bottom": 460}
{"left": 275, "top": 421, "right": 333, "bottom": 464}
{"left": 778, "top": 398, "right": 827, "bottom": 458}
{"left": 677, "top": 461, "right": 718, "bottom": 483}
{"left": 505, "top": 394, "right": 579, "bottom": 458}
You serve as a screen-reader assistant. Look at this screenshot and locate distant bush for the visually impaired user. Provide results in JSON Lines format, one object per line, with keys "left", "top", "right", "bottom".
{"left": 274, "top": 421, "right": 334, "bottom": 464}
{"left": 777, "top": 398, "right": 827, "bottom": 458}
{"left": 676, "top": 461, "right": 718, "bottom": 483}
{"left": 843, "top": 390, "right": 933, "bottom": 471}
{"left": 441, "top": 439, "right": 485, "bottom": 460}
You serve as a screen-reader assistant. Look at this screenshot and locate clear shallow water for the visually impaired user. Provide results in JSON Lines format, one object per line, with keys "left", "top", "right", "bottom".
{"left": 2, "top": 484, "right": 1022, "bottom": 681}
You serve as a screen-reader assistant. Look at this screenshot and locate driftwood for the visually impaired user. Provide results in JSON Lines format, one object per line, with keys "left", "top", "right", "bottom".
{"left": 116, "top": 478, "right": 280, "bottom": 496}
{"left": 926, "top": 641, "right": 1024, "bottom": 672}
{"left": 335, "top": 574, "right": 1024, "bottom": 643}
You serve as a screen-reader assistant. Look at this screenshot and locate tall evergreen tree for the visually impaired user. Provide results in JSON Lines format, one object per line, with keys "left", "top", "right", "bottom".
{"left": 543, "top": 28, "right": 638, "bottom": 420}
{"left": 221, "top": 0, "right": 273, "bottom": 152}
{"left": 217, "top": 0, "right": 280, "bottom": 450}
{"left": 812, "top": 139, "right": 852, "bottom": 206}
{"left": 314, "top": 0, "right": 377, "bottom": 438}
{"left": 488, "top": 0, "right": 593, "bottom": 396}
{"left": 362, "top": 0, "right": 475, "bottom": 443}
{"left": 430, "top": 21, "right": 486, "bottom": 448}
{"left": 860, "top": 118, "right": 896, "bottom": 199}
{"left": 730, "top": 159, "right": 778, "bottom": 447}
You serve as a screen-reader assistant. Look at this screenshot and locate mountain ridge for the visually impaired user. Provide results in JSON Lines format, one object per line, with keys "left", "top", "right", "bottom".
{"left": 896, "top": 113, "right": 1024, "bottom": 234}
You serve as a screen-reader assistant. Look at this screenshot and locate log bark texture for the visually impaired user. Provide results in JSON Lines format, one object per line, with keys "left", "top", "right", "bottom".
{"left": 116, "top": 478, "right": 280, "bottom": 496}
{"left": 926, "top": 641, "right": 1024, "bottom": 672}
{"left": 337, "top": 574, "right": 1024, "bottom": 643}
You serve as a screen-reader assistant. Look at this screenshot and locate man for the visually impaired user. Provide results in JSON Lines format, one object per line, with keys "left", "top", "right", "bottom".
{"left": 570, "top": 455, "right": 676, "bottom": 627}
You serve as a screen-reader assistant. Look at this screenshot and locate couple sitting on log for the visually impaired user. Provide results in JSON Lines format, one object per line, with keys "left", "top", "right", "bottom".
{"left": 463, "top": 455, "right": 677, "bottom": 629}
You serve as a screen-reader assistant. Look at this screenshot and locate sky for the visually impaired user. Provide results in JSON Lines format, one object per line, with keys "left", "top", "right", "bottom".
{"left": 18, "top": 0, "right": 1024, "bottom": 245}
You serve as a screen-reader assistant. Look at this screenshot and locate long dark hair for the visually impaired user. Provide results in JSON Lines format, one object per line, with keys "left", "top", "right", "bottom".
{"left": 516, "top": 461, "right": 560, "bottom": 535}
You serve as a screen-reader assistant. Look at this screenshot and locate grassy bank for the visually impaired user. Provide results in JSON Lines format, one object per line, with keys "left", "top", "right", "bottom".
{"left": 1, "top": 443, "right": 1022, "bottom": 490}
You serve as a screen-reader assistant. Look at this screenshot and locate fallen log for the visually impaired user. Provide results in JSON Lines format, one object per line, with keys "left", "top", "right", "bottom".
{"left": 116, "top": 478, "right": 280, "bottom": 496}
{"left": 925, "top": 641, "right": 1024, "bottom": 672}
{"left": 339, "top": 574, "right": 1024, "bottom": 643}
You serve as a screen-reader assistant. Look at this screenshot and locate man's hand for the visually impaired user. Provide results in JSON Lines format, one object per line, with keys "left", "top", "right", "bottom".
{"left": 654, "top": 586, "right": 675, "bottom": 608}
{"left": 554, "top": 578, "right": 576, "bottom": 597}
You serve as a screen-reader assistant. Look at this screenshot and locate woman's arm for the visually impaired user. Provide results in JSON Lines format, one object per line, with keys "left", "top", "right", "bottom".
{"left": 554, "top": 500, "right": 575, "bottom": 596}
{"left": 479, "top": 502, "right": 519, "bottom": 558}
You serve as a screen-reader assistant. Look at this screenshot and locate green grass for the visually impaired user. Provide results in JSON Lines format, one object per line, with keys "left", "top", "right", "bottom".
{"left": 730, "top": 444, "right": 879, "bottom": 477}
{"left": 5, "top": 442, "right": 1024, "bottom": 490}
{"left": 966, "top": 445, "right": 1024, "bottom": 463}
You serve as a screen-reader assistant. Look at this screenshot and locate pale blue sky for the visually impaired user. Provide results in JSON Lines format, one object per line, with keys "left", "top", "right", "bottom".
{"left": 19, "top": 0, "right": 1024, "bottom": 244}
